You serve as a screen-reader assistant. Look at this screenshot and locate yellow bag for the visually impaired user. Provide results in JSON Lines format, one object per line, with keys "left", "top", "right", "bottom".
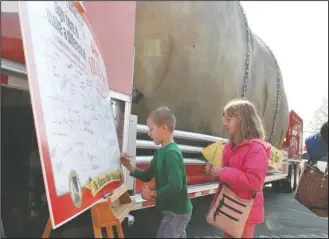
{"left": 202, "top": 140, "right": 226, "bottom": 167}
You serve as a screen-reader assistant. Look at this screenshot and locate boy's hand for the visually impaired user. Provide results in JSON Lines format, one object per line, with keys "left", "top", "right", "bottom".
{"left": 120, "top": 152, "right": 131, "bottom": 167}
{"left": 141, "top": 186, "right": 154, "bottom": 200}
{"left": 120, "top": 152, "right": 135, "bottom": 172}
{"left": 150, "top": 190, "right": 157, "bottom": 199}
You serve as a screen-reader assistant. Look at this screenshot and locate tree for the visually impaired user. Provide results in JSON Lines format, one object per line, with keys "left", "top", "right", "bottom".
{"left": 308, "top": 95, "right": 328, "bottom": 130}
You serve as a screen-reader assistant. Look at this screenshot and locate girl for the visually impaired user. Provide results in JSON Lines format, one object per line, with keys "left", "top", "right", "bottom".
{"left": 205, "top": 99, "right": 270, "bottom": 238}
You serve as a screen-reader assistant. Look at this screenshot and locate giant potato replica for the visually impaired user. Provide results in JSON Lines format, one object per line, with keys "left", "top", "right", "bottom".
{"left": 131, "top": 1, "right": 289, "bottom": 148}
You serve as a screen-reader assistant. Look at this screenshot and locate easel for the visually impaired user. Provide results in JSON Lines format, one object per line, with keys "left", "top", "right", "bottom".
{"left": 42, "top": 184, "right": 134, "bottom": 238}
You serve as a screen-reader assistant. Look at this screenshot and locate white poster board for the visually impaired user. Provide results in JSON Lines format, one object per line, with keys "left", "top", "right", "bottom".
{"left": 18, "top": 1, "right": 122, "bottom": 228}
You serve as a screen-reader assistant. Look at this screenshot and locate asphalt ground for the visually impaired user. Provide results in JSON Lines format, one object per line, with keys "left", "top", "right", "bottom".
{"left": 122, "top": 186, "right": 328, "bottom": 238}
{"left": 24, "top": 185, "right": 326, "bottom": 238}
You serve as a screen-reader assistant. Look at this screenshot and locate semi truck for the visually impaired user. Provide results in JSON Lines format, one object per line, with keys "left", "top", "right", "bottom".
{"left": 1, "top": 1, "right": 304, "bottom": 237}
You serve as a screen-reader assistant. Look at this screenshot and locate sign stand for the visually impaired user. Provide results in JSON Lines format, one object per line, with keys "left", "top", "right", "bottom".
{"left": 42, "top": 184, "right": 134, "bottom": 238}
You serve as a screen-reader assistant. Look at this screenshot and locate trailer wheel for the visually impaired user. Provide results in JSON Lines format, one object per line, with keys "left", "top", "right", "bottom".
{"left": 271, "top": 180, "right": 281, "bottom": 192}
{"left": 294, "top": 165, "right": 300, "bottom": 190}
{"left": 272, "top": 164, "right": 295, "bottom": 193}
{"left": 282, "top": 164, "right": 295, "bottom": 193}
{"left": 1, "top": 219, "right": 6, "bottom": 238}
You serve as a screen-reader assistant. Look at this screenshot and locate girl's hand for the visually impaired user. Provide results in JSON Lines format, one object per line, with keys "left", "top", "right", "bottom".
{"left": 210, "top": 165, "right": 222, "bottom": 177}
{"left": 204, "top": 162, "right": 213, "bottom": 175}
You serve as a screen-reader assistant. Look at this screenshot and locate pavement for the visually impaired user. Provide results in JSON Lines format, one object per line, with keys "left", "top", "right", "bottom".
{"left": 122, "top": 186, "right": 328, "bottom": 238}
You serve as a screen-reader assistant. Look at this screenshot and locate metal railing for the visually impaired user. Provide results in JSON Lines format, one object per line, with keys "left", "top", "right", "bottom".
{"left": 135, "top": 124, "right": 228, "bottom": 165}
{"left": 137, "top": 124, "right": 225, "bottom": 142}
{"left": 1, "top": 58, "right": 28, "bottom": 79}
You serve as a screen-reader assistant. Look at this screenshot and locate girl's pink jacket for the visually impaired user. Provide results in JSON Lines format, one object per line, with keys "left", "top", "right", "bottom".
{"left": 211, "top": 139, "right": 271, "bottom": 224}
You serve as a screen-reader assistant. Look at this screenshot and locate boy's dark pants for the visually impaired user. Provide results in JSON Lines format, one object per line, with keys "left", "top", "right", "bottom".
{"left": 156, "top": 211, "right": 192, "bottom": 238}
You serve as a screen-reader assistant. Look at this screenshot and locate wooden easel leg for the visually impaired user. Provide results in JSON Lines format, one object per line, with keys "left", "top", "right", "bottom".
{"left": 92, "top": 220, "right": 103, "bottom": 238}
{"left": 117, "top": 228, "right": 124, "bottom": 238}
{"left": 42, "top": 218, "right": 52, "bottom": 238}
{"left": 89, "top": 184, "right": 133, "bottom": 238}
{"left": 115, "top": 222, "right": 124, "bottom": 239}
{"left": 105, "top": 226, "right": 114, "bottom": 238}
{"left": 92, "top": 227, "right": 103, "bottom": 238}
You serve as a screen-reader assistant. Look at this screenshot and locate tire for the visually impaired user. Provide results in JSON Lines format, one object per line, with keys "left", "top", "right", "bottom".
{"left": 1, "top": 219, "right": 6, "bottom": 238}
{"left": 272, "top": 164, "right": 295, "bottom": 193}
{"left": 294, "top": 165, "right": 300, "bottom": 191}
{"left": 271, "top": 180, "right": 281, "bottom": 192}
{"left": 282, "top": 164, "right": 295, "bottom": 193}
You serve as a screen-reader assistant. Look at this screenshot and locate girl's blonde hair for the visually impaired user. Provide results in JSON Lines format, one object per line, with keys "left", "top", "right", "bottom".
{"left": 224, "top": 98, "right": 266, "bottom": 144}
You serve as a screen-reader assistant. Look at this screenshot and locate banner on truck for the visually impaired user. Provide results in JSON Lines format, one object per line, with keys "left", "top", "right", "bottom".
{"left": 18, "top": 1, "right": 122, "bottom": 229}
{"left": 269, "top": 146, "right": 284, "bottom": 169}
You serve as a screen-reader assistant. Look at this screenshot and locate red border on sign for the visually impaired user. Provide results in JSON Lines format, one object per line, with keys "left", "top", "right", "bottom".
{"left": 18, "top": 2, "right": 123, "bottom": 229}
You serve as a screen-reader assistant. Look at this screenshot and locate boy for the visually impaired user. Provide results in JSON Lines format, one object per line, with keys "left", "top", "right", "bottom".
{"left": 120, "top": 106, "right": 192, "bottom": 238}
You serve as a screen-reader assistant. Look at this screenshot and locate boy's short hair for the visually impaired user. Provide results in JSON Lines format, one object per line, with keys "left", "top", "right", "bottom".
{"left": 149, "top": 106, "right": 176, "bottom": 132}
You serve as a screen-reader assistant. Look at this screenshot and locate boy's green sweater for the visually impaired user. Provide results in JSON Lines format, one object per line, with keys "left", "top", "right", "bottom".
{"left": 130, "top": 142, "right": 193, "bottom": 214}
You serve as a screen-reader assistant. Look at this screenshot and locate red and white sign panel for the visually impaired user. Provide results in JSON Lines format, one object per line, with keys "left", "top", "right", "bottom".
{"left": 18, "top": 1, "right": 122, "bottom": 228}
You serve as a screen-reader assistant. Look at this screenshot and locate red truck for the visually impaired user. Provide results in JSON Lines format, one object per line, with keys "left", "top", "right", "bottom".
{"left": 1, "top": 1, "right": 303, "bottom": 237}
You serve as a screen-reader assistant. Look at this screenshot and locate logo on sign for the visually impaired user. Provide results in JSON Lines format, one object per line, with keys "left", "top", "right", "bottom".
{"left": 69, "top": 170, "right": 82, "bottom": 208}
{"left": 289, "top": 125, "right": 299, "bottom": 157}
